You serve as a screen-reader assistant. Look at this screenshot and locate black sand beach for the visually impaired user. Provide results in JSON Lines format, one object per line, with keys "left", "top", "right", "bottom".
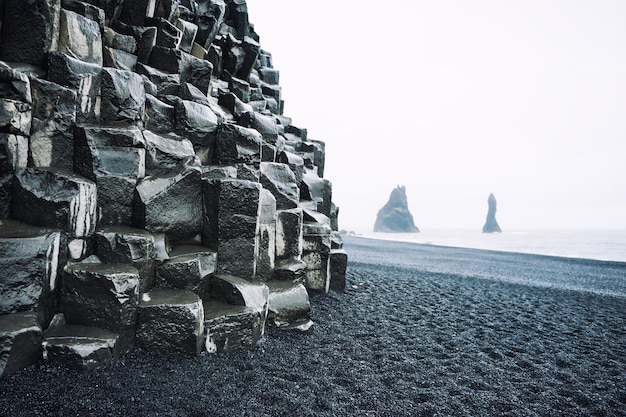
{"left": 2, "top": 236, "right": 626, "bottom": 416}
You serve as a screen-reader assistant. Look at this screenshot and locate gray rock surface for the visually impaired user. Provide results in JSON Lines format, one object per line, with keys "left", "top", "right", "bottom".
{"left": 373, "top": 185, "right": 420, "bottom": 233}
{"left": 482, "top": 193, "right": 503, "bottom": 233}
{"left": 0, "top": 0, "right": 348, "bottom": 375}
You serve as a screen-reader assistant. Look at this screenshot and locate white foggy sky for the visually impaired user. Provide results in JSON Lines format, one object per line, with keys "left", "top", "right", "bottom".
{"left": 246, "top": 0, "right": 626, "bottom": 231}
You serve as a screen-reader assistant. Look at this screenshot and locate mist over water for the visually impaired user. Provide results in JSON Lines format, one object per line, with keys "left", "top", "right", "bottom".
{"left": 348, "top": 228, "right": 626, "bottom": 263}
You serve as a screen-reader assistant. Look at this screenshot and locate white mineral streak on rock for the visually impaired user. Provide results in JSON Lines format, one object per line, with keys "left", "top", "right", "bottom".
{"left": 111, "top": 273, "right": 139, "bottom": 305}
{"left": 68, "top": 238, "right": 86, "bottom": 260}
{"left": 46, "top": 233, "right": 61, "bottom": 291}
{"left": 69, "top": 179, "right": 97, "bottom": 237}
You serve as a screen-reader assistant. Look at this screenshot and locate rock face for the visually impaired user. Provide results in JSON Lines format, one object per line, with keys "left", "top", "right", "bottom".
{"left": 373, "top": 186, "right": 419, "bottom": 233}
{"left": 0, "top": 0, "right": 348, "bottom": 375}
{"left": 482, "top": 193, "right": 502, "bottom": 233}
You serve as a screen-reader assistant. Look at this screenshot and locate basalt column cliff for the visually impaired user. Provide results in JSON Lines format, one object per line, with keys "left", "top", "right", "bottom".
{"left": 0, "top": 0, "right": 348, "bottom": 376}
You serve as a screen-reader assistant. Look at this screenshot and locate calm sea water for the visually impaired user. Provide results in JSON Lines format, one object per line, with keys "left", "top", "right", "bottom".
{"left": 348, "top": 228, "right": 626, "bottom": 263}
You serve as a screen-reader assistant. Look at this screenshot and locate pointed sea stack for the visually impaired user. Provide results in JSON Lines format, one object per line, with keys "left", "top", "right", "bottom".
{"left": 482, "top": 193, "right": 502, "bottom": 233}
{"left": 373, "top": 186, "right": 419, "bottom": 233}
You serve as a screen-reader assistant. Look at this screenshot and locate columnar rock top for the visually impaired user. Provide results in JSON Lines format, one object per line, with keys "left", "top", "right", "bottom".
{"left": 373, "top": 185, "right": 420, "bottom": 233}
{"left": 0, "top": 0, "right": 348, "bottom": 376}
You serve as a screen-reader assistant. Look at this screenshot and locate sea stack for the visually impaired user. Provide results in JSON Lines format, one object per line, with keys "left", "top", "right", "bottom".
{"left": 482, "top": 193, "right": 502, "bottom": 233}
{"left": 373, "top": 186, "right": 419, "bottom": 233}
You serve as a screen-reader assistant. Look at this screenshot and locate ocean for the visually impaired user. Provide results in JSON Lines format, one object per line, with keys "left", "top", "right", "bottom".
{"left": 346, "top": 228, "right": 626, "bottom": 263}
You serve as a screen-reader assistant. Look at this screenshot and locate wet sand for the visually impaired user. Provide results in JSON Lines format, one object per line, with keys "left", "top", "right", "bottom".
{"left": 1, "top": 236, "right": 626, "bottom": 416}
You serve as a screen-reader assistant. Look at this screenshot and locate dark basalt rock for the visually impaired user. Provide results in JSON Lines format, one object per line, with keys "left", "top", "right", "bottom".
{"left": 61, "top": 263, "right": 140, "bottom": 352}
{"left": 482, "top": 193, "right": 502, "bottom": 233}
{"left": 373, "top": 185, "right": 420, "bottom": 233}
{"left": 265, "top": 280, "right": 312, "bottom": 331}
{"left": 136, "top": 288, "right": 205, "bottom": 356}
{"left": 42, "top": 324, "right": 120, "bottom": 372}
{"left": 0, "top": 0, "right": 348, "bottom": 375}
{"left": 0, "top": 311, "right": 42, "bottom": 377}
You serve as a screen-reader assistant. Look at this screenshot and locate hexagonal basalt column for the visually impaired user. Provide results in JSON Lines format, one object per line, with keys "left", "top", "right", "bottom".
{"left": 203, "top": 274, "right": 269, "bottom": 352}
{"left": 156, "top": 245, "right": 217, "bottom": 291}
{"left": 202, "top": 178, "right": 260, "bottom": 278}
{"left": 11, "top": 168, "right": 97, "bottom": 238}
{"left": 0, "top": 312, "right": 42, "bottom": 378}
{"left": 42, "top": 324, "right": 120, "bottom": 372}
{"left": 136, "top": 289, "right": 204, "bottom": 356}
{"left": 133, "top": 166, "right": 203, "bottom": 241}
{"left": 302, "top": 220, "right": 332, "bottom": 293}
{"left": 266, "top": 280, "right": 312, "bottom": 332}
{"left": 61, "top": 263, "right": 140, "bottom": 352}
{"left": 93, "top": 226, "right": 157, "bottom": 293}
{"left": 0, "top": 220, "right": 62, "bottom": 327}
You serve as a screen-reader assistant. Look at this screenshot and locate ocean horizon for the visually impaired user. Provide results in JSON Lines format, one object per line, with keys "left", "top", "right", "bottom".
{"left": 343, "top": 227, "right": 626, "bottom": 263}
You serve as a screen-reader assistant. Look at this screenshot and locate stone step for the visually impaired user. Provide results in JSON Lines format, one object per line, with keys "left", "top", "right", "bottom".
{"left": 265, "top": 280, "right": 313, "bottom": 332}
{"left": 0, "top": 219, "right": 62, "bottom": 328}
{"left": 203, "top": 301, "right": 265, "bottom": 353}
{"left": 61, "top": 262, "right": 140, "bottom": 353}
{"left": 155, "top": 244, "right": 217, "bottom": 291}
{"left": 136, "top": 288, "right": 204, "bottom": 356}
{"left": 202, "top": 274, "right": 269, "bottom": 352}
{"left": 42, "top": 324, "right": 120, "bottom": 373}
{"left": 0, "top": 311, "right": 42, "bottom": 377}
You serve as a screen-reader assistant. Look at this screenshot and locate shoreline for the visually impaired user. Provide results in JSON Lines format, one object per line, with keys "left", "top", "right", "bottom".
{"left": 343, "top": 227, "right": 626, "bottom": 263}
{"left": 348, "top": 233, "right": 626, "bottom": 267}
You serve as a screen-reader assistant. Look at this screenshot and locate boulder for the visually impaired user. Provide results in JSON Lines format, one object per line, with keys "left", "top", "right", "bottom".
{"left": 73, "top": 125, "right": 146, "bottom": 226}
{"left": 0, "top": 312, "right": 42, "bottom": 378}
{"left": 93, "top": 226, "right": 157, "bottom": 293}
{"left": 133, "top": 166, "right": 203, "bottom": 240}
{"left": 144, "top": 94, "right": 176, "bottom": 133}
{"left": 482, "top": 193, "right": 503, "bottom": 233}
{"left": 103, "top": 46, "right": 138, "bottom": 71}
{"left": 155, "top": 245, "right": 217, "bottom": 291}
{"left": 12, "top": 168, "right": 97, "bottom": 238}
{"left": 149, "top": 17, "right": 182, "bottom": 49}
{"left": 266, "top": 280, "right": 312, "bottom": 331}
{"left": 329, "top": 249, "right": 348, "bottom": 291}
{"left": 0, "top": 220, "right": 62, "bottom": 324}
{"left": 0, "top": 68, "right": 32, "bottom": 104}
{"left": 373, "top": 185, "right": 419, "bottom": 233}
{"left": 100, "top": 68, "right": 146, "bottom": 124}
{"left": 110, "top": 22, "right": 157, "bottom": 64}
{"left": 0, "top": 133, "right": 28, "bottom": 173}
{"left": 203, "top": 274, "right": 268, "bottom": 352}
{"left": 202, "top": 178, "right": 260, "bottom": 277}
{"left": 143, "top": 130, "right": 198, "bottom": 176}
{"left": 47, "top": 51, "right": 102, "bottom": 123}
{"left": 136, "top": 289, "right": 204, "bottom": 356}
{"left": 0, "top": 0, "right": 61, "bottom": 66}
{"left": 29, "top": 78, "right": 77, "bottom": 171}
{"left": 57, "top": 9, "right": 103, "bottom": 66}
{"left": 175, "top": 18, "right": 198, "bottom": 53}
{"left": 62, "top": 1, "right": 106, "bottom": 32}
{"left": 300, "top": 168, "right": 332, "bottom": 217}
{"left": 302, "top": 220, "right": 332, "bottom": 292}
{"left": 255, "top": 189, "right": 276, "bottom": 281}
{"left": 135, "top": 63, "right": 180, "bottom": 96}
{"left": 42, "top": 324, "right": 120, "bottom": 372}
{"left": 275, "top": 208, "right": 303, "bottom": 262}
{"left": 61, "top": 263, "right": 140, "bottom": 352}
{"left": 260, "top": 162, "right": 299, "bottom": 210}
{"left": 0, "top": 98, "right": 32, "bottom": 137}
{"left": 174, "top": 99, "right": 218, "bottom": 158}
{"left": 149, "top": 47, "right": 213, "bottom": 94}
{"left": 195, "top": 0, "right": 225, "bottom": 48}
{"left": 273, "top": 258, "right": 307, "bottom": 283}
